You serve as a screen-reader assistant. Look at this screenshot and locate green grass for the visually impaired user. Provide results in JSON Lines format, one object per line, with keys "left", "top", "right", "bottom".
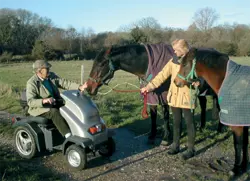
{"left": 230, "top": 56, "right": 250, "bottom": 65}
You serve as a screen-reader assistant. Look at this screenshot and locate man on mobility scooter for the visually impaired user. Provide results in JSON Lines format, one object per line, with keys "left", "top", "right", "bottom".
{"left": 13, "top": 60, "right": 115, "bottom": 170}
{"left": 26, "top": 59, "right": 87, "bottom": 138}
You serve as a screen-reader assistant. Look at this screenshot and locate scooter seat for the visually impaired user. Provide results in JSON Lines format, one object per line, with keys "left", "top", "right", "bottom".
{"left": 25, "top": 116, "right": 50, "bottom": 124}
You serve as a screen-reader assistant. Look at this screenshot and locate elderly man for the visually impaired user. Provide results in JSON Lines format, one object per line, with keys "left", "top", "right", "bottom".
{"left": 26, "top": 59, "right": 87, "bottom": 138}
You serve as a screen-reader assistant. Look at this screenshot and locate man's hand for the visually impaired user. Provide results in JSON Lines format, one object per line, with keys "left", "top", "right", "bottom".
{"left": 140, "top": 87, "right": 149, "bottom": 94}
{"left": 42, "top": 97, "right": 55, "bottom": 104}
{"left": 78, "top": 82, "right": 88, "bottom": 92}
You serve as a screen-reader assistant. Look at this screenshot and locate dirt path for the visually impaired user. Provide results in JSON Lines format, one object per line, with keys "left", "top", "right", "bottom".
{"left": 1, "top": 112, "right": 250, "bottom": 181}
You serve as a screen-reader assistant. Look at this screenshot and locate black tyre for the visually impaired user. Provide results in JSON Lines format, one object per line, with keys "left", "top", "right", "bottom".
{"left": 14, "top": 126, "right": 37, "bottom": 159}
{"left": 99, "top": 137, "right": 116, "bottom": 157}
{"left": 65, "top": 144, "right": 87, "bottom": 170}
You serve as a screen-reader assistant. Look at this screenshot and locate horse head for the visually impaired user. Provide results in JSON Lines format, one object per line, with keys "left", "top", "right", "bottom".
{"left": 86, "top": 47, "right": 118, "bottom": 95}
{"left": 174, "top": 48, "right": 198, "bottom": 88}
{"left": 174, "top": 47, "right": 229, "bottom": 93}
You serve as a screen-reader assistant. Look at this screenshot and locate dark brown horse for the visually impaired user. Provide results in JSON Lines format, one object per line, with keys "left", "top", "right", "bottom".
{"left": 86, "top": 44, "right": 221, "bottom": 144}
{"left": 174, "top": 47, "right": 249, "bottom": 176}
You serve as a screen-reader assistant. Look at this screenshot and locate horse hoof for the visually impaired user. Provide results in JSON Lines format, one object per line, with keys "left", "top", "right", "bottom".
{"left": 167, "top": 145, "right": 180, "bottom": 155}
{"left": 180, "top": 149, "right": 195, "bottom": 160}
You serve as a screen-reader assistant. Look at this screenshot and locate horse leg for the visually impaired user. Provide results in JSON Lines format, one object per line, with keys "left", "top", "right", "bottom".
{"left": 214, "top": 95, "right": 224, "bottom": 133}
{"left": 160, "top": 104, "right": 171, "bottom": 146}
{"left": 148, "top": 105, "right": 157, "bottom": 144}
{"left": 242, "top": 127, "right": 249, "bottom": 172}
{"left": 230, "top": 126, "right": 244, "bottom": 176}
{"left": 198, "top": 96, "right": 207, "bottom": 131}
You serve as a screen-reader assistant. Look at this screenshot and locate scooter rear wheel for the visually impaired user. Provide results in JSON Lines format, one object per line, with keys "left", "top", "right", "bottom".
{"left": 65, "top": 144, "right": 87, "bottom": 170}
{"left": 14, "top": 126, "right": 37, "bottom": 159}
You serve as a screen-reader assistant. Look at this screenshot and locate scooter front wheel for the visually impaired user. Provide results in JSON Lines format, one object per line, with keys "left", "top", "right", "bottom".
{"left": 14, "top": 126, "right": 37, "bottom": 159}
{"left": 65, "top": 144, "right": 87, "bottom": 170}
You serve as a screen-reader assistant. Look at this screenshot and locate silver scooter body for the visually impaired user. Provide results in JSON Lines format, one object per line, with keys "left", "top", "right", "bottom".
{"left": 59, "top": 90, "right": 108, "bottom": 146}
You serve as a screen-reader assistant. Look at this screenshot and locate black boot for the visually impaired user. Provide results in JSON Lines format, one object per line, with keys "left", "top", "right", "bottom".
{"left": 168, "top": 107, "right": 181, "bottom": 155}
{"left": 167, "top": 143, "right": 180, "bottom": 155}
{"left": 147, "top": 106, "right": 157, "bottom": 144}
{"left": 182, "top": 111, "right": 196, "bottom": 160}
{"left": 161, "top": 119, "right": 172, "bottom": 146}
{"left": 181, "top": 149, "right": 195, "bottom": 160}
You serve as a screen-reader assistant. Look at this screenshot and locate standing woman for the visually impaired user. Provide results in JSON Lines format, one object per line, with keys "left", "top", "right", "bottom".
{"left": 141, "top": 39, "right": 199, "bottom": 160}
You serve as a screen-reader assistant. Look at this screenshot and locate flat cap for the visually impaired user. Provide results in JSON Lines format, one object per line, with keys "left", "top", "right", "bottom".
{"left": 33, "top": 59, "right": 51, "bottom": 70}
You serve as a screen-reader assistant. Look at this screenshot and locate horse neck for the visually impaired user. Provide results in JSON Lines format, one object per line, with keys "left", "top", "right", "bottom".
{"left": 197, "top": 61, "right": 228, "bottom": 94}
{"left": 112, "top": 45, "right": 148, "bottom": 78}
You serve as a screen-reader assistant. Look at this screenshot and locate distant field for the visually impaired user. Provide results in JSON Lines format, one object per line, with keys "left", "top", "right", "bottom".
{"left": 0, "top": 57, "right": 250, "bottom": 133}
{"left": 229, "top": 56, "right": 250, "bottom": 65}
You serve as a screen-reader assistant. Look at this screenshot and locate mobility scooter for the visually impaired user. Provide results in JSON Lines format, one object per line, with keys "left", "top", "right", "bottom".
{"left": 12, "top": 90, "right": 115, "bottom": 170}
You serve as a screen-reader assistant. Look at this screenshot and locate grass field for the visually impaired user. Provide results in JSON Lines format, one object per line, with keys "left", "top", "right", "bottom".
{"left": 0, "top": 57, "right": 250, "bottom": 133}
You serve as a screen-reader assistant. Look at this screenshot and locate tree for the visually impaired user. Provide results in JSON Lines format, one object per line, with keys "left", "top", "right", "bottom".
{"left": 32, "top": 40, "right": 63, "bottom": 60}
{"left": 130, "top": 26, "right": 148, "bottom": 44}
{"left": 193, "top": 7, "right": 219, "bottom": 31}
{"left": 0, "top": 8, "right": 52, "bottom": 55}
{"left": 129, "top": 17, "right": 163, "bottom": 43}
{"left": 40, "top": 27, "right": 67, "bottom": 51}
{"left": 65, "top": 26, "right": 79, "bottom": 55}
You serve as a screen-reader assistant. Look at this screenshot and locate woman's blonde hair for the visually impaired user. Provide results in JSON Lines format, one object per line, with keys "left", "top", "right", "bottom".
{"left": 172, "top": 39, "right": 190, "bottom": 54}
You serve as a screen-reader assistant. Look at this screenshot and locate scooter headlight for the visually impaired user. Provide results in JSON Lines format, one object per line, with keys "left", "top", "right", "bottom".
{"left": 88, "top": 123, "right": 106, "bottom": 135}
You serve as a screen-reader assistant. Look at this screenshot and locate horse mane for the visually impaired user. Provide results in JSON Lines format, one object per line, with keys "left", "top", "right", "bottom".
{"left": 194, "top": 48, "right": 229, "bottom": 69}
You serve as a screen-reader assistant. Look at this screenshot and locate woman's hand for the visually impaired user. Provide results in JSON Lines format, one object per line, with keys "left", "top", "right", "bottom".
{"left": 192, "top": 81, "right": 200, "bottom": 87}
{"left": 140, "top": 87, "right": 149, "bottom": 94}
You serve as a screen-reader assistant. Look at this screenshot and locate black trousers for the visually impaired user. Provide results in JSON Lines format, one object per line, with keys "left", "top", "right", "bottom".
{"left": 171, "top": 107, "right": 195, "bottom": 150}
{"left": 41, "top": 108, "right": 70, "bottom": 136}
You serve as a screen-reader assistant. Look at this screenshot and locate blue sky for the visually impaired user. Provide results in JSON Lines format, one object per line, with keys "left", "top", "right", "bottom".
{"left": 1, "top": 0, "right": 249, "bottom": 33}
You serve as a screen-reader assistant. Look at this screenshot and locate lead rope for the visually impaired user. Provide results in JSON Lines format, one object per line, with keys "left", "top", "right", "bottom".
{"left": 96, "top": 82, "right": 149, "bottom": 119}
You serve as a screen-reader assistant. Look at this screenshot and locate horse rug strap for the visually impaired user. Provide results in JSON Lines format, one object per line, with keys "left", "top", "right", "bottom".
{"left": 218, "top": 60, "right": 250, "bottom": 125}
{"left": 143, "top": 43, "right": 176, "bottom": 105}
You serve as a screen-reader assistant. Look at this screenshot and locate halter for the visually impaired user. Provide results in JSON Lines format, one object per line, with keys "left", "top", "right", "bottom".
{"left": 177, "top": 58, "right": 198, "bottom": 83}
{"left": 177, "top": 58, "right": 199, "bottom": 112}
{"left": 88, "top": 56, "right": 118, "bottom": 86}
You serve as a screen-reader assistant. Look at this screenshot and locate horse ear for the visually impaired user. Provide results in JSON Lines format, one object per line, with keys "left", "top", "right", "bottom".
{"left": 105, "top": 48, "right": 111, "bottom": 55}
{"left": 190, "top": 47, "right": 197, "bottom": 52}
{"left": 189, "top": 47, "right": 198, "bottom": 57}
{"left": 105, "top": 46, "right": 112, "bottom": 55}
